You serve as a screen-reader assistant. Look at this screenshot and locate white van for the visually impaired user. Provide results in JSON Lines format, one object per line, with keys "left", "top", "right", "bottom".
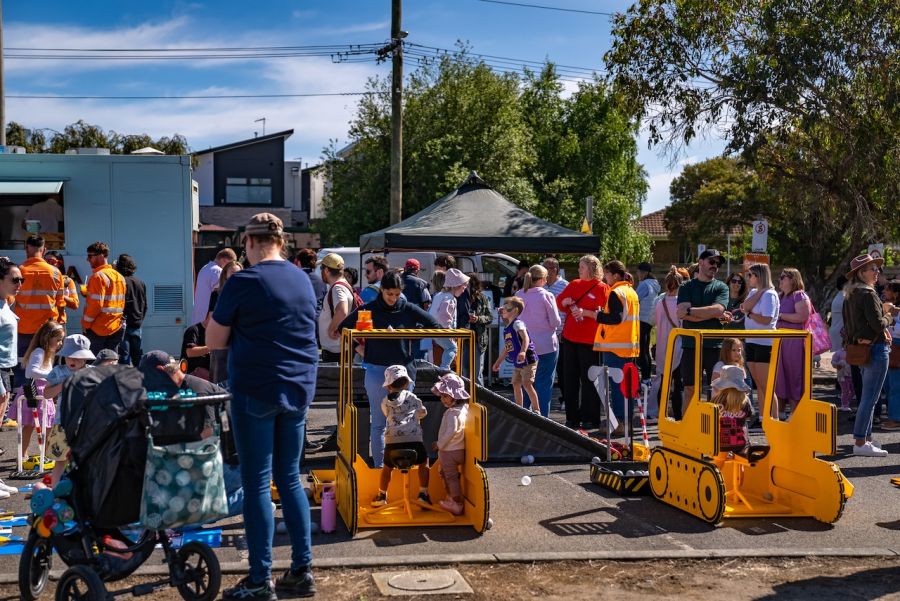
{"left": 316, "top": 247, "right": 521, "bottom": 295}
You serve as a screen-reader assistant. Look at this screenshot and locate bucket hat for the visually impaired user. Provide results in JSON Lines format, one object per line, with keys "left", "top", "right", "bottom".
{"left": 711, "top": 365, "right": 750, "bottom": 393}
{"left": 431, "top": 373, "right": 470, "bottom": 401}
{"left": 383, "top": 364, "right": 410, "bottom": 388}
{"left": 845, "top": 253, "right": 884, "bottom": 279}
{"left": 444, "top": 268, "right": 470, "bottom": 288}
{"left": 59, "top": 334, "right": 96, "bottom": 360}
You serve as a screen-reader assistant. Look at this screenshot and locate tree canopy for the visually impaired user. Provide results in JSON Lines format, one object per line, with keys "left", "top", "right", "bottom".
{"left": 605, "top": 0, "right": 900, "bottom": 293}
{"left": 320, "top": 48, "right": 649, "bottom": 262}
{"left": 5, "top": 120, "right": 190, "bottom": 155}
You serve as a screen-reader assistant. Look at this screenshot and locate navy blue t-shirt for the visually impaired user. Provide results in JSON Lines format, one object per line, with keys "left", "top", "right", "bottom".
{"left": 212, "top": 260, "right": 318, "bottom": 408}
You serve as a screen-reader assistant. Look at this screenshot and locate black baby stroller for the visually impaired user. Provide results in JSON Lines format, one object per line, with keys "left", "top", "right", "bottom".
{"left": 18, "top": 364, "right": 231, "bottom": 601}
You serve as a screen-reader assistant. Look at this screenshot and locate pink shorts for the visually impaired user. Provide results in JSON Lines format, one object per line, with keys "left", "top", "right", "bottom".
{"left": 9, "top": 395, "right": 55, "bottom": 427}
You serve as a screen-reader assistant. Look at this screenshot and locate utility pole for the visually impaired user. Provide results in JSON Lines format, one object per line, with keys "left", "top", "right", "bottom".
{"left": 389, "top": 0, "right": 403, "bottom": 224}
{"left": 0, "top": 0, "right": 6, "bottom": 147}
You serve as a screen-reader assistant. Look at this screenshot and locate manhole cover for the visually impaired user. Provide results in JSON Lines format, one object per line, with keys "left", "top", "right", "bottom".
{"left": 373, "top": 569, "right": 473, "bottom": 596}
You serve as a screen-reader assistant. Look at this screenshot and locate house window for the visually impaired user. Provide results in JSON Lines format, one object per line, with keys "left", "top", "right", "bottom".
{"left": 225, "top": 177, "right": 272, "bottom": 204}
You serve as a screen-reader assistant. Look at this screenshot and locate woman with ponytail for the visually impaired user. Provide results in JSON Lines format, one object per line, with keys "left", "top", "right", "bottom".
{"left": 515, "top": 265, "right": 561, "bottom": 416}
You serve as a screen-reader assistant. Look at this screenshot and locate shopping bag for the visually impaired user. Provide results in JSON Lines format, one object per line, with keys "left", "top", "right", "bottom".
{"left": 140, "top": 435, "right": 228, "bottom": 530}
{"left": 805, "top": 309, "right": 832, "bottom": 356}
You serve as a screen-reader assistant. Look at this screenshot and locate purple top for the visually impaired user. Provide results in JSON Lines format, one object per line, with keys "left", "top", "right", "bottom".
{"left": 515, "top": 287, "right": 561, "bottom": 355}
{"left": 777, "top": 291, "right": 809, "bottom": 330}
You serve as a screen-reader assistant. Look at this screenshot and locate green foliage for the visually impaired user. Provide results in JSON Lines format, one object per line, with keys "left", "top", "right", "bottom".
{"left": 4, "top": 120, "right": 190, "bottom": 155}
{"left": 319, "top": 48, "right": 649, "bottom": 262}
{"left": 605, "top": 0, "right": 900, "bottom": 297}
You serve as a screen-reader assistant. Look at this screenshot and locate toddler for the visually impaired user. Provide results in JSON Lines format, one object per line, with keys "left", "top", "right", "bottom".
{"left": 830, "top": 349, "right": 854, "bottom": 412}
{"left": 44, "top": 334, "right": 96, "bottom": 485}
{"left": 431, "top": 373, "right": 469, "bottom": 516}
{"left": 17, "top": 321, "right": 65, "bottom": 461}
{"left": 712, "top": 365, "right": 755, "bottom": 455}
{"left": 371, "top": 365, "right": 431, "bottom": 507}
{"left": 492, "top": 296, "right": 539, "bottom": 413}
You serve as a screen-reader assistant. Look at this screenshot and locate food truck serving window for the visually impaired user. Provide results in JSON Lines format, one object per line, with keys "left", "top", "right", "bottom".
{"left": 0, "top": 181, "right": 65, "bottom": 250}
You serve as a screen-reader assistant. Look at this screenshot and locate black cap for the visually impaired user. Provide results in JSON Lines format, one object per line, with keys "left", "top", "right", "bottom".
{"left": 698, "top": 249, "right": 724, "bottom": 265}
{"left": 637, "top": 262, "right": 652, "bottom": 272}
{"left": 139, "top": 350, "right": 177, "bottom": 371}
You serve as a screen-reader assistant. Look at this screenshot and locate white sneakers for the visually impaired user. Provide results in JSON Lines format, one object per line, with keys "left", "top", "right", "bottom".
{"left": 853, "top": 442, "right": 888, "bottom": 457}
{"left": 0, "top": 490, "right": 8, "bottom": 499}
{"left": 0, "top": 479, "right": 18, "bottom": 494}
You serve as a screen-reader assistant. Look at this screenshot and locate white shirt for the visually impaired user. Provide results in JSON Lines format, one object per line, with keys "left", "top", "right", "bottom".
{"left": 319, "top": 282, "right": 353, "bottom": 354}
{"left": 192, "top": 261, "right": 222, "bottom": 325}
{"left": 745, "top": 288, "right": 779, "bottom": 346}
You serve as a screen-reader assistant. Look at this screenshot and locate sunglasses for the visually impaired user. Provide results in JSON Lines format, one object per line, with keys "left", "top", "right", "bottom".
{"left": 10, "top": 277, "right": 24, "bottom": 285}
{"left": 729, "top": 279, "right": 742, "bottom": 284}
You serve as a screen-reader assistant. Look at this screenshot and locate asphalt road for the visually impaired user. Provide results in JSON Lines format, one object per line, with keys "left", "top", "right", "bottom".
{"left": 0, "top": 361, "right": 897, "bottom": 580}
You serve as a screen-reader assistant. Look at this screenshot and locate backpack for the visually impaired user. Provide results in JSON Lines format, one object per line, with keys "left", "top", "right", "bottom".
{"left": 327, "top": 280, "right": 363, "bottom": 317}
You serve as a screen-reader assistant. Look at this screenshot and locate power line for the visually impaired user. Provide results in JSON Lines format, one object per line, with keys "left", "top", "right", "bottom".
{"left": 474, "top": 0, "right": 615, "bottom": 16}
{"left": 7, "top": 92, "right": 374, "bottom": 100}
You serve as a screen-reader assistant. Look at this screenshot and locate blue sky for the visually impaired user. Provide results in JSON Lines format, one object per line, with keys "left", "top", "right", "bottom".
{"left": 5, "top": 0, "right": 725, "bottom": 214}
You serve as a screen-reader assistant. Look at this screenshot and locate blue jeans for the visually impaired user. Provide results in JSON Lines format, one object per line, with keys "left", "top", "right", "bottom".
{"left": 231, "top": 391, "right": 311, "bottom": 583}
{"left": 118, "top": 326, "right": 143, "bottom": 367}
{"left": 461, "top": 343, "right": 486, "bottom": 387}
{"left": 602, "top": 352, "right": 632, "bottom": 420}
{"left": 887, "top": 338, "right": 900, "bottom": 422}
{"left": 526, "top": 350, "right": 558, "bottom": 417}
{"left": 853, "top": 342, "right": 890, "bottom": 440}
{"left": 364, "top": 365, "right": 390, "bottom": 468}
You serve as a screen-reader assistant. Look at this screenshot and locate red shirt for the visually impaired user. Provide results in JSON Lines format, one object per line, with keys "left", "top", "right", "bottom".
{"left": 555, "top": 279, "right": 609, "bottom": 345}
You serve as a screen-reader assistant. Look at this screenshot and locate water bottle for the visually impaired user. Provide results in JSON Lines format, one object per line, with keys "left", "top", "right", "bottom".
{"left": 570, "top": 303, "right": 583, "bottom": 322}
{"left": 320, "top": 486, "right": 336, "bottom": 533}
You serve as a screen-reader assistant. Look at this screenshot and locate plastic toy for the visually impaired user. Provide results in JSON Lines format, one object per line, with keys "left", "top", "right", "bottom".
{"left": 650, "top": 328, "right": 854, "bottom": 525}
{"left": 11, "top": 394, "right": 53, "bottom": 479}
{"left": 310, "top": 328, "right": 490, "bottom": 535}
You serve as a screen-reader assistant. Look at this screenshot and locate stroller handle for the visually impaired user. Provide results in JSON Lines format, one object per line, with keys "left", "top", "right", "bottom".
{"left": 145, "top": 392, "right": 232, "bottom": 410}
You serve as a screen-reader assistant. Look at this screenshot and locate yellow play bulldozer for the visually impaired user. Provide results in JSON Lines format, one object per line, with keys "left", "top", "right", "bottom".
{"left": 310, "top": 328, "right": 490, "bottom": 536}
{"left": 650, "top": 328, "right": 853, "bottom": 525}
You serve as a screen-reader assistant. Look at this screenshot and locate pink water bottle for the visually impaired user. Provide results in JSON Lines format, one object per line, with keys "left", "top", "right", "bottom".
{"left": 320, "top": 486, "right": 336, "bottom": 533}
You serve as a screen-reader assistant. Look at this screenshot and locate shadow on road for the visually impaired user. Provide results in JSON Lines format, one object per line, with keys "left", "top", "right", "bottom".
{"left": 753, "top": 565, "right": 900, "bottom": 600}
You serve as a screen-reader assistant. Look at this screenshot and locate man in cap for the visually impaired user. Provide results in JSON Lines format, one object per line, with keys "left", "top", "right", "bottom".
{"left": 207, "top": 212, "right": 318, "bottom": 600}
{"left": 319, "top": 252, "right": 354, "bottom": 363}
{"left": 676, "top": 249, "right": 730, "bottom": 411}
{"left": 401, "top": 259, "right": 431, "bottom": 311}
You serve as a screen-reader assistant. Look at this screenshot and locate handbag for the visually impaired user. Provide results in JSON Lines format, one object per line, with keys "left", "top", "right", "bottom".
{"left": 140, "top": 435, "right": 228, "bottom": 530}
{"left": 805, "top": 307, "right": 832, "bottom": 356}
{"left": 845, "top": 343, "right": 871, "bottom": 366}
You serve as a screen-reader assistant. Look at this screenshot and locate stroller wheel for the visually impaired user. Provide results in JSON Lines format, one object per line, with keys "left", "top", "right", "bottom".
{"left": 19, "top": 530, "right": 53, "bottom": 600}
{"left": 55, "top": 565, "right": 107, "bottom": 601}
{"left": 174, "top": 541, "right": 221, "bottom": 601}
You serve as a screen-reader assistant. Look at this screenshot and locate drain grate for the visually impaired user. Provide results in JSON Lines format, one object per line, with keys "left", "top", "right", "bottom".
{"left": 372, "top": 569, "right": 473, "bottom": 596}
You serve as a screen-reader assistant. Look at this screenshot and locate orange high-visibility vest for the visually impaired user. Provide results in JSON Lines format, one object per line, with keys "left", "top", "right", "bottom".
{"left": 57, "top": 276, "right": 80, "bottom": 325}
{"left": 593, "top": 280, "right": 640, "bottom": 358}
{"left": 14, "top": 257, "right": 65, "bottom": 334}
{"left": 81, "top": 263, "right": 126, "bottom": 336}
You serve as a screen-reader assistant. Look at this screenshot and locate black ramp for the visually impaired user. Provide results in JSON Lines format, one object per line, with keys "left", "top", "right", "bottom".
{"left": 315, "top": 363, "right": 606, "bottom": 463}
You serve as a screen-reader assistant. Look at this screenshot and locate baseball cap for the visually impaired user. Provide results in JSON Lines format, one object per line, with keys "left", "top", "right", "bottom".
{"left": 244, "top": 212, "right": 284, "bottom": 236}
{"left": 93, "top": 349, "right": 119, "bottom": 365}
{"left": 321, "top": 253, "right": 344, "bottom": 270}
{"left": 698, "top": 249, "right": 724, "bottom": 265}
{"left": 404, "top": 258, "right": 420, "bottom": 271}
{"left": 139, "top": 350, "right": 178, "bottom": 371}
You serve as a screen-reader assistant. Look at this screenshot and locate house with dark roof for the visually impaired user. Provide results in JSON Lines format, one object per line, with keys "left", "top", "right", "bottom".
{"left": 193, "top": 129, "right": 313, "bottom": 230}
{"left": 636, "top": 208, "right": 743, "bottom": 265}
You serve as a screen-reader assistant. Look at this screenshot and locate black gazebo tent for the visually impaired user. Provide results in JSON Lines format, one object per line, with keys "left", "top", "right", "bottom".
{"left": 359, "top": 172, "right": 600, "bottom": 254}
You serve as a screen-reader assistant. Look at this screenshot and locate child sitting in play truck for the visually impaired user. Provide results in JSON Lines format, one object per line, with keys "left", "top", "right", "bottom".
{"left": 712, "top": 365, "right": 755, "bottom": 455}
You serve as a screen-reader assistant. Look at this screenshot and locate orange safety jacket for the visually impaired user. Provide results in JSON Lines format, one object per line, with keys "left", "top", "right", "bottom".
{"left": 593, "top": 281, "right": 640, "bottom": 358}
{"left": 13, "top": 257, "right": 65, "bottom": 335}
{"left": 82, "top": 263, "right": 126, "bottom": 336}
{"left": 57, "top": 276, "right": 80, "bottom": 325}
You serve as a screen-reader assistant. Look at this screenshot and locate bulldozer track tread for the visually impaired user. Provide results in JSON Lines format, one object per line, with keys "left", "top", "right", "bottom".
{"left": 649, "top": 447, "right": 725, "bottom": 525}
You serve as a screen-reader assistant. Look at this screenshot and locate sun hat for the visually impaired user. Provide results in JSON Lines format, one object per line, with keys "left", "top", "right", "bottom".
{"left": 58, "top": 334, "right": 96, "bottom": 360}
{"left": 244, "top": 212, "right": 284, "bottom": 236}
{"left": 698, "top": 249, "right": 724, "bottom": 266}
{"left": 383, "top": 364, "right": 410, "bottom": 388}
{"left": 443, "top": 268, "right": 470, "bottom": 288}
{"left": 845, "top": 253, "right": 884, "bottom": 279}
{"left": 431, "top": 373, "right": 470, "bottom": 401}
{"left": 320, "top": 253, "right": 344, "bottom": 270}
{"left": 711, "top": 365, "right": 750, "bottom": 393}
{"left": 93, "top": 349, "right": 119, "bottom": 365}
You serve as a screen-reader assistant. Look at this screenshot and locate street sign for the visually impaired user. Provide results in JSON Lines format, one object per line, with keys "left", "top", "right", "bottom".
{"left": 581, "top": 216, "right": 592, "bottom": 234}
{"left": 744, "top": 253, "right": 769, "bottom": 272}
{"left": 751, "top": 220, "right": 768, "bottom": 253}
{"left": 697, "top": 243, "right": 706, "bottom": 258}
{"left": 868, "top": 243, "right": 884, "bottom": 259}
